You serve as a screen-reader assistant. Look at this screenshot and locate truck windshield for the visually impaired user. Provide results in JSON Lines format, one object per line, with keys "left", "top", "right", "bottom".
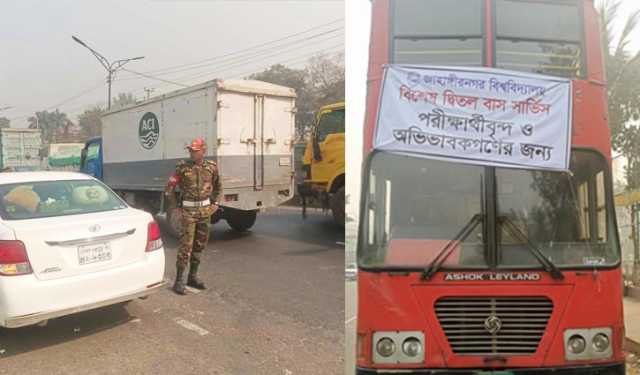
{"left": 87, "top": 143, "right": 100, "bottom": 161}
{"left": 359, "top": 150, "right": 620, "bottom": 269}
{"left": 316, "top": 108, "right": 345, "bottom": 142}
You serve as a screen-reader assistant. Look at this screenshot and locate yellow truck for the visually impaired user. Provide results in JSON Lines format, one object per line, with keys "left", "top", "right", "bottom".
{"left": 299, "top": 102, "right": 345, "bottom": 227}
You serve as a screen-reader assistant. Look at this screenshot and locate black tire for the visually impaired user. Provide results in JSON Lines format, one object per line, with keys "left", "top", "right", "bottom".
{"left": 331, "top": 186, "right": 345, "bottom": 228}
{"left": 167, "top": 208, "right": 183, "bottom": 238}
{"left": 226, "top": 209, "right": 258, "bottom": 232}
{"left": 210, "top": 206, "right": 224, "bottom": 225}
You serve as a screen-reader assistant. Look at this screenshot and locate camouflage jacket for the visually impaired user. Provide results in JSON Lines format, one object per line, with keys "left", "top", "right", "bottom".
{"left": 164, "top": 159, "right": 221, "bottom": 208}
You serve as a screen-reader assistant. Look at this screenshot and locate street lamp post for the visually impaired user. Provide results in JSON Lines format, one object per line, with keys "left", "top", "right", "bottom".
{"left": 72, "top": 36, "right": 144, "bottom": 110}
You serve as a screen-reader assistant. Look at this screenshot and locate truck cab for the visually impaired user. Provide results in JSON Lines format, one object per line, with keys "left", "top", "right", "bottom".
{"left": 79, "top": 137, "right": 103, "bottom": 180}
{"left": 300, "top": 102, "right": 345, "bottom": 226}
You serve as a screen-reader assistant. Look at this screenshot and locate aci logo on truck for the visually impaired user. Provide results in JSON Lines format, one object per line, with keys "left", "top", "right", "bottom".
{"left": 139, "top": 112, "right": 160, "bottom": 150}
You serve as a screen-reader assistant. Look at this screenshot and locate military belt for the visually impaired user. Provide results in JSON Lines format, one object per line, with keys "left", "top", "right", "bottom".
{"left": 182, "top": 199, "right": 211, "bottom": 208}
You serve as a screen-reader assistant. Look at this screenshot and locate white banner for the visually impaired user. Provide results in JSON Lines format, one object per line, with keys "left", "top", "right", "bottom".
{"left": 374, "top": 65, "right": 572, "bottom": 171}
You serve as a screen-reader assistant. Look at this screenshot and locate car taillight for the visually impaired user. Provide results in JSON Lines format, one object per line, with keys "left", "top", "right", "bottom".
{"left": 146, "top": 221, "right": 163, "bottom": 252}
{"left": 0, "top": 240, "right": 32, "bottom": 276}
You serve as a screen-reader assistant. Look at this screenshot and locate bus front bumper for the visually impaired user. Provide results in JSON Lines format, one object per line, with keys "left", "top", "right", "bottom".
{"left": 355, "top": 363, "right": 624, "bottom": 375}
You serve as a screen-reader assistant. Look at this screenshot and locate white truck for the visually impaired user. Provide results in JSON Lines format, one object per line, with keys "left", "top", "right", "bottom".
{"left": 0, "top": 128, "right": 41, "bottom": 171}
{"left": 43, "top": 143, "right": 85, "bottom": 171}
{"left": 80, "top": 79, "right": 296, "bottom": 235}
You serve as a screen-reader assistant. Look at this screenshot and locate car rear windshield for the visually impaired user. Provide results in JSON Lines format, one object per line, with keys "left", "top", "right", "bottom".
{"left": 0, "top": 179, "right": 127, "bottom": 220}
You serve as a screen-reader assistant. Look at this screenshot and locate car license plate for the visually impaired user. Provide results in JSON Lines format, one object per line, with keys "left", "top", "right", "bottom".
{"left": 78, "top": 242, "right": 112, "bottom": 265}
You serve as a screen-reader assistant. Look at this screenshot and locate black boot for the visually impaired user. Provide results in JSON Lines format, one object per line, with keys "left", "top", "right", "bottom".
{"left": 187, "top": 262, "right": 207, "bottom": 290}
{"left": 173, "top": 267, "right": 187, "bottom": 295}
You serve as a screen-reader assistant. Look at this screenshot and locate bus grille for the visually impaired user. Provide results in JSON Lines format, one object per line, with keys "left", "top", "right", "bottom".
{"left": 434, "top": 297, "right": 553, "bottom": 356}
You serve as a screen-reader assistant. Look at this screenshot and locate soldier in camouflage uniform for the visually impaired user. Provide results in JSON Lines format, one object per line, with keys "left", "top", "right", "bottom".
{"left": 165, "top": 138, "right": 221, "bottom": 295}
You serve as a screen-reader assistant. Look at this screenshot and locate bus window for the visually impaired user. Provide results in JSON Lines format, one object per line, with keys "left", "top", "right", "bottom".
{"left": 495, "top": 0, "right": 583, "bottom": 78}
{"left": 392, "top": 0, "right": 483, "bottom": 66}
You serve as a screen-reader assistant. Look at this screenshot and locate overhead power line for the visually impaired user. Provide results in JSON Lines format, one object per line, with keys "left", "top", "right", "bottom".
{"left": 9, "top": 19, "right": 345, "bottom": 122}
{"left": 121, "top": 69, "right": 190, "bottom": 88}
{"left": 116, "top": 27, "right": 343, "bottom": 81}
{"left": 121, "top": 33, "right": 343, "bottom": 88}
{"left": 135, "top": 45, "right": 343, "bottom": 96}
{"left": 120, "top": 17, "right": 344, "bottom": 77}
{"left": 9, "top": 80, "right": 105, "bottom": 121}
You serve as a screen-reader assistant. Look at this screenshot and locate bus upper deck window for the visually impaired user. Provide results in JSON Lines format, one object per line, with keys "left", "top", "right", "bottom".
{"left": 392, "top": 0, "right": 483, "bottom": 66}
{"left": 495, "top": 0, "right": 584, "bottom": 78}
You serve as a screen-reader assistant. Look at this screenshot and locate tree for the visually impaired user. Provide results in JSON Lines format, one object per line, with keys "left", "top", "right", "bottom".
{"left": 28, "top": 109, "right": 71, "bottom": 145}
{"left": 306, "top": 52, "right": 345, "bottom": 108}
{"left": 249, "top": 64, "right": 311, "bottom": 139}
{"left": 598, "top": 0, "right": 640, "bottom": 284}
{"left": 0, "top": 117, "right": 9, "bottom": 129}
{"left": 77, "top": 106, "right": 104, "bottom": 138}
{"left": 111, "top": 92, "right": 137, "bottom": 110}
{"left": 249, "top": 52, "right": 345, "bottom": 141}
{"left": 598, "top": 0, "right": 640, "bottom": 182}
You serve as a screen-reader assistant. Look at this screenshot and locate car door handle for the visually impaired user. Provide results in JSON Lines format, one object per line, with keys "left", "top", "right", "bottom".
{"left": 45, "top": 228, "right": 136, "bottom": 247}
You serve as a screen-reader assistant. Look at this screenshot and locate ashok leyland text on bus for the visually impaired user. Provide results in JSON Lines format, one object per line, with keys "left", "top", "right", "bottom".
{"left": 356, "top": 0, "right": 624, "bottom": 374}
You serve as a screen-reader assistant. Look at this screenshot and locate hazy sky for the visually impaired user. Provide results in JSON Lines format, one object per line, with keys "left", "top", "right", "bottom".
{"left": 345, "top": 0, "right": 640, "bottom": 219}
{"left": 0, "top": 0, "right": 343, "bottom": 126}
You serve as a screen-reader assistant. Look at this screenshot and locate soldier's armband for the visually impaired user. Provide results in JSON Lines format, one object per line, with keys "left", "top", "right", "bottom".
{"left": 167, "top": 173, "right": 181, "bottom": 188}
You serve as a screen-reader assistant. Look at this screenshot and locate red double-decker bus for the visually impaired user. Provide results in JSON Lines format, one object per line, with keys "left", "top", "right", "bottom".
{"left": 357, "top": 0, "right": 625, "bottom": 373}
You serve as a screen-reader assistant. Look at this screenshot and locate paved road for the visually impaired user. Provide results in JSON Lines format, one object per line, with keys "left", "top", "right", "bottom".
{"left": 0, "top": 207, "right": 344, "bottom": 375}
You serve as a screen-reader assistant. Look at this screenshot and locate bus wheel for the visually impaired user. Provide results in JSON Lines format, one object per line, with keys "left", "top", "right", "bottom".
{"left": 227, "top": 210, "right": 258, "bottom": 232}
{"left": 331, "top": 186, "right": 345, "bottom": 228}
{"left": 167, "top": 208, "right": 183, "bottom": 238}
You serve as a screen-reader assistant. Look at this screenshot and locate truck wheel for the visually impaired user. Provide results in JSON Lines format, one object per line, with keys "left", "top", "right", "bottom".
{"left": 226, "top": 210, "right": 258, "bottom": 232}
{"left": 210, "top": 206, "right": 223, "bottom": 225}
{"left": 167, "top": 208, "right": 183, "bottom": 238}
{"left": 331, "top": 186, "right": 345, "bottom": 228}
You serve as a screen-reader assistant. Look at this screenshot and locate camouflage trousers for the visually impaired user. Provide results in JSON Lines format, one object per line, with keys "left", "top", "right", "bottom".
{"left": 177, "top": 206, "right": 212, "bottom": 270}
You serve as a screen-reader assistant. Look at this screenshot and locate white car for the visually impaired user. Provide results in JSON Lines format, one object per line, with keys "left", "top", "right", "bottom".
{"left": 0, "top": 172, "right": 165, "bottom": 328}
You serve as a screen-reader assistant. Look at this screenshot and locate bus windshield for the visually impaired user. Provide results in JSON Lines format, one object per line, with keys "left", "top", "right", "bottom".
{"left": 359, "top": 150, "right": 620, "bottom": 270}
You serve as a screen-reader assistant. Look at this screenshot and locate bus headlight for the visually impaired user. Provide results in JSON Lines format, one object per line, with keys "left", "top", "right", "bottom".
{"left": 402, "top": 337, "right": 423, "bottom": 357}
{"left": 592, "top": 333, "right": 610, "bottom": 352}
{"left": 567, "top": 335, "right": 586, "bottom": 354}
{"left": 564, "top": 328, "right": 613, "bottom": 360}
{"left": 373, "top": 331, "right": 424, "bottom": 364}
{"left": 376, "top": 337, "right": 396, "bottom": 357}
